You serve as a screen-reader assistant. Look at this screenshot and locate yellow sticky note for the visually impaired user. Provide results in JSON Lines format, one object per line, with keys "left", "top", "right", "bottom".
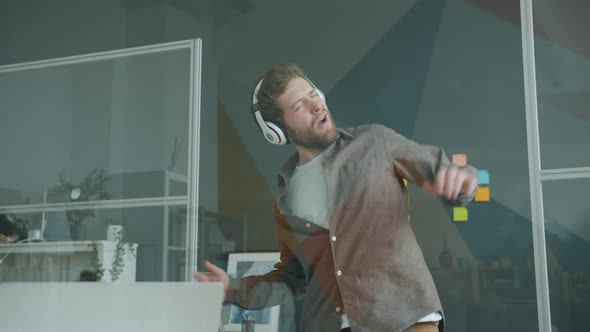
{"left": 475, "top": 187, "right": 490, "bottom": 202}
{"left": 452, "top": 154, "right": 467, "bottom": 167}
{"left": 453, "top": 207, "right": 468, "bottom": 222}
{"left": 403, "top": 179, "right": 408, "bottom": 187}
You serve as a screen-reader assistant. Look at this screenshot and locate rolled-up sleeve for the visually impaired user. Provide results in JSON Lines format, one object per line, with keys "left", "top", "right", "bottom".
{"left": 378, "top": 124, "right": 478, "bottom": 206}
{"left": 224, "top": 202, "right": 306, "bottom": 309}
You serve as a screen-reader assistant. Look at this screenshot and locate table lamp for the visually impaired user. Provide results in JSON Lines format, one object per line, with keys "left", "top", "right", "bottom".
{"left": 40, "top": 186, "right": 81, "bottom": 240}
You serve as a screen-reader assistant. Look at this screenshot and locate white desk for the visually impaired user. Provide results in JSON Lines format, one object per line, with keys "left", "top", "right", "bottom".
{"left": 0, "top": 240, "right": 137, "bottom": 282}
{"left": 0, "top": 282, "right": 224, "bottom": 332}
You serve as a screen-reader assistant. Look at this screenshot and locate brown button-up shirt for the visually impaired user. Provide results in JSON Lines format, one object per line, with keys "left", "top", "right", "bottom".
{"left": 226, "top": 124, "right": 477, "bottom": 332}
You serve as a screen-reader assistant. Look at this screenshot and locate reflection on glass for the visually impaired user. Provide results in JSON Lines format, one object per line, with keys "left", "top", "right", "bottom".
{"left": 211, "top": 0, "right": 541, "bottom": 330}
{"left": 543, "top": 179, "right": 590, "bottom": 332}
{"left": 197, "top": 208, "right": 248, "bottom": 272}
{"left": 167, "top": 250, "right": 187, "bottom": 282}
{"left": 0, "top": 48, "right": 190, "bottom": 206}
{"left": 41, "top": 169, "right": 111, "bottom": 240}
{"left": 0, "top": 205, "right": 186, "bottom": 282}
{"left": 534, "top": 0, "right": 590, "bottom": 169}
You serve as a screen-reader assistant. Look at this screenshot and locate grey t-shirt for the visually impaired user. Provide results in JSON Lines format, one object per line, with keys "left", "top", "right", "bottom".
{"left": 283, "top": 152, "right": 329, "bottom": 229}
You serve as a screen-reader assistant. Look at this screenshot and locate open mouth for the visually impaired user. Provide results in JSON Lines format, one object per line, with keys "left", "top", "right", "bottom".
{"left": 317, "top": 114, "right": 328, "bottom": 127}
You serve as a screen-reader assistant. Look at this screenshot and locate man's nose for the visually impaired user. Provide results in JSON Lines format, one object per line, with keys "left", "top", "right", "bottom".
{"left": 307, "top": 96, "right": 323, "bottom": 113}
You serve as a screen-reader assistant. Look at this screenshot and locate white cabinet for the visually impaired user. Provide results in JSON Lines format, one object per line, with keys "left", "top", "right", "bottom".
{"left": 0, "top": 240, "right": 137, "bottom": 282}
{"left": 162, "top": 171, "right": 189, "bottom": 281}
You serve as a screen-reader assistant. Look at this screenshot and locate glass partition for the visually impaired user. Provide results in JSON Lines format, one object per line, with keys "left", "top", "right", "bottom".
{"left": 0, "top": 39, "right": 201, "bottom": 282}
{"left": 542, "top": 179, "right": 590, "bottom": 331}
{"left": 532, "top": 0, "right": 590, "bottom": 170}
{"left": 4, "top": 0, "right": 584, "bottom": 329}
{"left": 0, "top": 48, "right": 190, "bottom": 205}
{"left": 530, "top": 1, "right": 590, "bottom": 331}
{"left": 212, "top": 1, "right": 538, "bottom": 330}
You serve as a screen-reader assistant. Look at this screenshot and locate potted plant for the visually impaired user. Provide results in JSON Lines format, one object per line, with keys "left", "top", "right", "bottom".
{"left": 80, "top": 242, "right": 105, "bottom": 281}
{"left": 51, "top": 168, "right": 112, "bottom": 240}
{"left": 79, "top": 226, "right": 136, "bottom": 282}
{"left": 106, "top": 223, "right": 136, "bottom": 281}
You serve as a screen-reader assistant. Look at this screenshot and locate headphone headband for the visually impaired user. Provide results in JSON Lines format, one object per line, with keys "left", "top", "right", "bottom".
{"left": 252, "top": 79, "right": 263, "bottom": 106}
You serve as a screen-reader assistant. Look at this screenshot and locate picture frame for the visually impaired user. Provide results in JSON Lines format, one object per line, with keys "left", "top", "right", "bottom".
{"left": 225, "top": 252, "right": 281, "bottom": 332}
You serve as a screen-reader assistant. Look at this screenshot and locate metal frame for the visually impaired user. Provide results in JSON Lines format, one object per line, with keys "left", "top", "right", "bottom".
{"left": 0, "top": 40, "right": 193, "bottom": 73}
{"left": 162, "top": 171, "right": 189, "bottom": 281}
{"left": 520, "top": 1, "right": 552, "bottom": 331}
{"left": 187, "top": 38, "right": 203, "bottom": 281}
{"left": 521, "top": 1, "right": 590, "bottom": 331}
{"left": 0, "top": 39, "right": 202, "bottom": 282}
{"left": 540, "top": 167, "right": 590, "bottom": 181}
{"left": 0, "top": 196, "right": 187, "bottom": 214}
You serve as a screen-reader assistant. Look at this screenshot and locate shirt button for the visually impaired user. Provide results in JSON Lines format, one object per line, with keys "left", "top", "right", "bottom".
{"left": 336, "top": 307, "right": 341, "bottom": 313}
{"left": 331, "top": 236, "right": 336, "bottom": 241}
{"left": 305, "top": 223, "right": 311, "bottom": 228}
{"left": 337, "top": 270, "right": 342, "bottom": 276}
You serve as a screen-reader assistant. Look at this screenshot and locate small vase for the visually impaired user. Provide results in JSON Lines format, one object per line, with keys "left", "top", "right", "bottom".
{"left": 69, "top": 223, "right": 87, "bottom": 241}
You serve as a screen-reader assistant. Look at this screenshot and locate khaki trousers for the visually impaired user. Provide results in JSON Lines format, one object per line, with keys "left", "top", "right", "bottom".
{"left": 402, "top": 321, "right": 440, "bottom": 332}
{"left": 340, "top": 320, "right": 440, "bottom": 332}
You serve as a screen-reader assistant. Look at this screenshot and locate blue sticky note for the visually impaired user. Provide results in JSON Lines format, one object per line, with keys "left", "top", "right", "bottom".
{"left": 478, "top": 170, "right": 490, "bottom": 185}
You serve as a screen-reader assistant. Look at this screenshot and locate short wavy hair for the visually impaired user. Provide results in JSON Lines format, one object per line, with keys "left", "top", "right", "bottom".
{"left": 252, "top": 63, "right": 306, "bottom": 124}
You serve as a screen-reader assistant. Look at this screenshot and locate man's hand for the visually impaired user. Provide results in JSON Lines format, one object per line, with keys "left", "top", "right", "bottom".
{"left": 194, "top": 260, "right": 229, "bottom": 298}
{"left": 422, "top": 166, "right": 479, "bottom": 201}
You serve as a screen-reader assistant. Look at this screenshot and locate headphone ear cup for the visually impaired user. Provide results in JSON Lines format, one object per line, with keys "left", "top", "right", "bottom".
{"left": 316, "top": 88, "right": 326, "bottom": 102}
{"left": 253, "top": 109, "right": 288, "bottom": 145}
{"left": 264, "top": 121, "right": 288, "bottom": 145}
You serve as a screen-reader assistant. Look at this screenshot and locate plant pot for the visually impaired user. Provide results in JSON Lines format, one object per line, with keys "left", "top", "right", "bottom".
{"left": 69, "top": 223, "right": 87, "bottom": 241}
{"left": 80, "top": 269, "right": 98, "bottom": 281}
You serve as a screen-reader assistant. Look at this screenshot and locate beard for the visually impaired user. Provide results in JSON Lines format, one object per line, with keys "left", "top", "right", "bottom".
{"left": 286, "top": 117, "right": 339, "bottom": 150}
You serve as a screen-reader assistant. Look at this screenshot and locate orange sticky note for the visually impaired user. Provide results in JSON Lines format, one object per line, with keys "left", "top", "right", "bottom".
{"left": 452, "top": 154, "right": 467, "bottom": 166}
{"left": 475, "top": 187, "right": 490, "bottom": 202}
{"left": 453, "top": 207, "right": 468, "bottom": 222}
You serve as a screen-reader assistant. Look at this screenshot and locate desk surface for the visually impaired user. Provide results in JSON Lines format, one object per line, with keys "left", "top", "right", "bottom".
{"left": 0, "top": 240, "right": 134, "bottom": 254}
{"left": 0, "top": 241, "right": 138, "bottom": 282}
{"left": 0, "top": 282, "right": 224, "bottom": 332}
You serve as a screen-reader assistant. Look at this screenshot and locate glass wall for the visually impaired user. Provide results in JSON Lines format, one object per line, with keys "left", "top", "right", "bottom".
{"left": 2, "top": 0, "right": 586, "bottom": 331}
{"left": 533, "top": 0, "right": 590, "bottom": 170}
{"left": 532, "top": 0, "right": 590, "bottom": 331}
{"left": 0, "top": 42, "right": 198, "bottom": 282}
{"left": 213, "top": 1, "right": 538, "bottom": 330}
{"left": 543, "top": 179, "right": 590, "bottom": 331}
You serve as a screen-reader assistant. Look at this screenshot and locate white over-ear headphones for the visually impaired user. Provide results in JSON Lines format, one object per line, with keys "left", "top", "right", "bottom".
{"left": 252, "top": 77, "right": 325, "bottom": 145}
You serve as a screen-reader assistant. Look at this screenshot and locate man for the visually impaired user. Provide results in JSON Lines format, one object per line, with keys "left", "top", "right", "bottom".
{"left": 195, "top": 64, "right": 479, "bottom": 332}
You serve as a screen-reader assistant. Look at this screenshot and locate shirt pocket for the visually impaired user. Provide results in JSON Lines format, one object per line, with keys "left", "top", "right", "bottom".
{"left": 337, "top": 153, "right": 391, "bottom": 210}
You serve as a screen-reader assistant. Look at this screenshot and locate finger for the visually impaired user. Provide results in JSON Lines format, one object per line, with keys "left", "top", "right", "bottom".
{"left": 462, "top": 176, "right": 479, "bottom": 194}
{"left": 194, "top": 272, "right": 212, "bottom": 282}
{"left": 434, "top": 168, "right": 447, "bottom": 195}
{"left": 444, "top": 167, "right": 458, "bottom": 199}
{"left": 204, "top": 260, "right": 226, "bottom": 276}
{"left": 452, "top": 172, "right": 466, "bottom": 201}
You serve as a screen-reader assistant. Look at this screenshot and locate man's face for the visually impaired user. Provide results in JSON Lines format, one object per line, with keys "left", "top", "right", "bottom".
{"left": 277, "top": 76, "right": 338, "bottom": 150}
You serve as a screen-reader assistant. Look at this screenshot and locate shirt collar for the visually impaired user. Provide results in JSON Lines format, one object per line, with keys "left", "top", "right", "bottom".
{"left": 277, "top": 128, "right": 354, "bottom": 187}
